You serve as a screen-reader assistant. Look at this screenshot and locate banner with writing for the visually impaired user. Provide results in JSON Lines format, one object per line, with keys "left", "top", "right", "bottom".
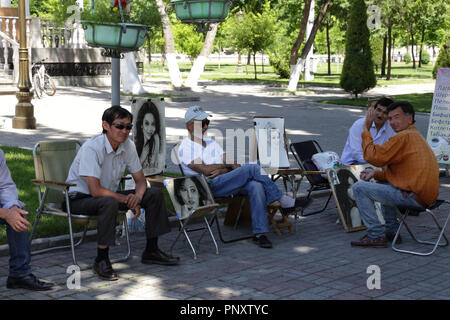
{"left": 426, "top": 68, "right": 450, "bottom": 165}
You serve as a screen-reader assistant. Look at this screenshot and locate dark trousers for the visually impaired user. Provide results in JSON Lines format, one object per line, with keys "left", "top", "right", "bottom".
{"left": 0, "top": 218, "right": 31, "bottom": 277}
{"left": 69, "top": 188, "right": 171, "bottom": 246}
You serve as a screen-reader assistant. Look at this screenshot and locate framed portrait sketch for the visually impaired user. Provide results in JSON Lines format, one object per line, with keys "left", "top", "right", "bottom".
{"left": 164, "top": 175, "right": 216, "bottom": 220}
{"left": 252, "top": 116, "right": 290, "bottom": 169}
{"left": 131, "top": 98, "right": 166, "bottom": 176}
{"left": 326, "top": 164, "right": 385, "bottom": 233}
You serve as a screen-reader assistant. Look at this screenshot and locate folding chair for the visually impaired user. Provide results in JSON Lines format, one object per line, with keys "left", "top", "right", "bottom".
{"left": 392, "top": 200, "right": 450, "bottom": 256}
{"left": 289, "top": 140, "right": 333, "bottom": 216}
{"left": 30, "top": 140, "right": 131, "bottom": 266}
{"left": 164, "top": 175, "right": 220, "bottom": 259}
{"left": 170, "top": 142, "right": 253, "bottom": 243}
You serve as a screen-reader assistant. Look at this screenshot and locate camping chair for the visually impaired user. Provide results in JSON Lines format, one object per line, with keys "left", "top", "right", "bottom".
{"left": 30, "top": 140, "right": 130, "bottom": 267}
{"left": 289, "top": 140, "right": 333, "bottom": 216}
{"left": 392, "top": 200, "right": 450, "bottom": 256}
{"left": 164, "top": 175, "right": 220, "bottom": 259}
{"left": 170, "top": 142, "right": 253, "bottom": 243}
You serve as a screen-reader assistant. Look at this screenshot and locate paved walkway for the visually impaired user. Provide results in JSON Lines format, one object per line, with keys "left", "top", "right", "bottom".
{"left": 1, "top": 80, "right": 450, "bottom": 301}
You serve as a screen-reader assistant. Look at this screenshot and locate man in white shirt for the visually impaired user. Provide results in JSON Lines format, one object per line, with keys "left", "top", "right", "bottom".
{"left": 178, "top": 106, "right": 311, "bottom": 249}
{"left": 341, "top": 98, "right": 395, "bottom": 165}
{"left": 66, "top": 106, "right": 179, "bottom": 281}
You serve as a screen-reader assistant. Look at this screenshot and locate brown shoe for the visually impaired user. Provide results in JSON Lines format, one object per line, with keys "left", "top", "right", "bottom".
{"left": 385, "top": 232, "right": 402, "bottom": 244}
{"left": 93, "top": 259, "right": 119, "bottom": 281}
{"left": 142, "top": 249, "right": 180, "bottom": 265}
{"left": 351, "top": 234, "right": 388, "bottom": 248}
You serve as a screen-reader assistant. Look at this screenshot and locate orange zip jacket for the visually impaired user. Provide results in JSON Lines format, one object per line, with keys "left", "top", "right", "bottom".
{"left": 361, "top": 125, "right": 439, "bottom": 207}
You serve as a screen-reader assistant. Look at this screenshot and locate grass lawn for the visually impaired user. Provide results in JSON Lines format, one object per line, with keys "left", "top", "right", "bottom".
{"left": 143, "top": 61, "right": 435, "bottom": 87}
{"left": 0, "top": 146, "right": 180, "bottom": 246}
{"left": 316, "top": 93, "right": 434, "bottom": 113}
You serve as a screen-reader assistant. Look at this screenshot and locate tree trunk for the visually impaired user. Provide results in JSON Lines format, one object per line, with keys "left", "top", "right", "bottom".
{"left": 289, "top": 0, "right": 312, "bottom": 66}
{"left": 418, "top": 27, "right": 425, "bottom": 68}
{"left": 146, "top": 35, "right": 152, "bottom": 79}
{"left": 155, "top": 0, "right": 182, "bottom": 87}
{"left": 326, "top": 21, "right": 331, "bottom": 75}
{"left": 381, "top": 35, "right": 387, "bottom": 76}
{"left": 410, "top": 30, "right": 416, "bottom": 69}
{"left": 253, "top": 52, "right": 257, "bottom": 80}
{"left": 288, "top": 0, "right": 332, "bottom": 91}
{"left": 387, "top": 24, "right": 392, "bottom": 80}
{"left": 186, "top": 23, "right": 219, "bottom": 88}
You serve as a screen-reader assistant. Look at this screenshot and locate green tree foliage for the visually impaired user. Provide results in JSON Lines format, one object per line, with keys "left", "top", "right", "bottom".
{"left": 172, "top": 21, "right": 204, "bottom": 61}
{"left": 223, "top": 2, "right": 276, "bottom": 79}
{"left": 339, "top": 0, "right": 376, "bottom": 98}
{"left": 433, "top": 37, "right": 450, "bottom": 79}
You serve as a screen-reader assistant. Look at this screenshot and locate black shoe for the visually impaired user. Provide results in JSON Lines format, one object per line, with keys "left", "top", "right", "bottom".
{"left": 6, "top": 274, "right": 54, "bottom": 291}
{"left": 280, "top": 197, "right": 312, "bottom": 216}
{"left": 252, "top": 234, "right": 273, "bottom": 248}
{"left": 385, "top": 232, "right": 402, "bottom": 244}
{"left": 93, "top": 259, "right": 119, "bottom": 281}
{"left": 142, "top": 249, "right": 180, "bottom": 265}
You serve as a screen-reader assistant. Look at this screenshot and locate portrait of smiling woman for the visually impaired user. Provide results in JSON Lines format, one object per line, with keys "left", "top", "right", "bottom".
{"left": 173, "top": 176, "right": 209, "bottom": 218}
{"left": 132, "top": 99, "right": 166, "bottom": 176}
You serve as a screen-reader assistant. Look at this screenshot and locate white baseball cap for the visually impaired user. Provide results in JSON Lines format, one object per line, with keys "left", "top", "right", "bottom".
{"left": 184, "top": 105, "right": 212, "bottom": 123}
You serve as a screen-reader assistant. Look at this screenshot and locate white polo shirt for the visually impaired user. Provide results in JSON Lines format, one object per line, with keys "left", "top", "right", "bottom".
{"left": 66, "top": 134, "right": 142, "bottom": 194}
{"left": 178, "top": 137, "right": 224, "bottom": 176}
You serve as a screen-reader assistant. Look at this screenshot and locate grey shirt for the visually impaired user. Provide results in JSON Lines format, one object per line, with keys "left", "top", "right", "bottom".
{"left": 66, "top": 134, "right": 142, "bottom": 195}
{"left": 0, "top": 149, "right": 25, "bottom": 209}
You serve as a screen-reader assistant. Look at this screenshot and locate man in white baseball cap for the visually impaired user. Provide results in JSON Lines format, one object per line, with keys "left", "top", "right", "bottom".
{"left": 178, "top": 106, "right": 311, "bottom": 249}
{"left": 184, "top": 105, "right": 212, "bottom": 123}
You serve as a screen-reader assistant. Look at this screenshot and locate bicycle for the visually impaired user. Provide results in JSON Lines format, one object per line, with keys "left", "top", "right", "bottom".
{"left": 32, "top": 58, "right": 56, "bottom": 99}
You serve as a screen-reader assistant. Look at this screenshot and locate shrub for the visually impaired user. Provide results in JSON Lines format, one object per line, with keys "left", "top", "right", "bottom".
{"left": 339, "top": 0, "right": 376, "bottom": 98}
{"left": 433, "top": 37, "right": 450, "bottom": 79}
{"left": 403, "top": 52, "right": 411, "bottom": 64}
{"left": 421, "top": 51, "right": 430, "bottom": 65}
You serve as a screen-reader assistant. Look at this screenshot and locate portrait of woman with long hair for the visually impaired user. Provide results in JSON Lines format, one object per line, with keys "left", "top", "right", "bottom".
{"left": 133, "top": 100, "right": 164, "bottom": 176}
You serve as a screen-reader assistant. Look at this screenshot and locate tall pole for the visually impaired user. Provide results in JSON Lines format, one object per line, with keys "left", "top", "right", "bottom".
{"left": 12, "top": 0, "right": 35, "bottom": 129}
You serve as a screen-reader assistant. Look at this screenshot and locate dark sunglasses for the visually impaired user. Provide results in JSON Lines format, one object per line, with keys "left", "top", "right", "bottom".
{"left": 202, "top": 119, "right": 210, "bottom": 127}
{"left": 112, "top": 122, "right": 133, "bottom": 131}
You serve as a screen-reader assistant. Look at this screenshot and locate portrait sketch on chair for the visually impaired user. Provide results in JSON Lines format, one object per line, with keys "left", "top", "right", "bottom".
{"left": 164, "top": 175, "right": 215, "bottom": 220}
{"left": 327, "top": 165, "right": 385, "bottom": 232}
{"left": 131, "top": 98, "right": 166, "bottom": 176}
{"left": 253, "top": 117, "right": 290, "bottom": 169}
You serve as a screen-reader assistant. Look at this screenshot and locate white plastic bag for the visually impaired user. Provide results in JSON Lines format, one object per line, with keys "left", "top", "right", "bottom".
{"left": 312, "top": 151, "right": 342, "bottom": 177}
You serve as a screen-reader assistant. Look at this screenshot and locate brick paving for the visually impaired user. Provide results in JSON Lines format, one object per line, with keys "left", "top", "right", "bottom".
{"left": 0, "top": 176, "right": 449, "bottom": 300}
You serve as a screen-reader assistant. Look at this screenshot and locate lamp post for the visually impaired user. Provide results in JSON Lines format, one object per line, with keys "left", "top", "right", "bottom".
{"left": 12, "top": 0, "right": 35, "bottom": 129}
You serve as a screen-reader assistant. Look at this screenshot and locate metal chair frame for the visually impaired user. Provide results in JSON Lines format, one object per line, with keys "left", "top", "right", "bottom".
{"left": 30, "top": 140, "right": 131, "bottom": 267}
{"left": 392, "top": 200, "right": 450, "bottom": 256}
{"left": 289, "top": 140, "right": 334, "bottom": 217}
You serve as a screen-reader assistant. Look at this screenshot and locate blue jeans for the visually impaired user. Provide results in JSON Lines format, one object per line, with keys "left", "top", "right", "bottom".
{"left": 352, "top": 181, "right": 423, "bottom": 239}
{"left": 0, "top": 218, "right": 31, "bottom": 277}
{"left": 209, "top": 164, "right": 283, "bottom": 235}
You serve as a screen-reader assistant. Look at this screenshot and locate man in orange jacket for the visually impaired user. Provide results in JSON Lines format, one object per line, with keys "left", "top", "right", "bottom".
{"left": 350, "top": 101, "right": 439, "bottom": 248}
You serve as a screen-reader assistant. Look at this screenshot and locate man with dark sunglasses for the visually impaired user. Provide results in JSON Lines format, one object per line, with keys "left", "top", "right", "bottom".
{"left": 66, "top": 105, "right": 179, "bottom": 281}
{"left": 179, "top": 106, "right": 311, "bottom": 249}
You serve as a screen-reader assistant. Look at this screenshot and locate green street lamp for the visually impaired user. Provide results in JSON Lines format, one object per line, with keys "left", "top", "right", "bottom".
{"left": 170, "top": 0, "right": 232, "bottom": 32}
{"left": 12, "top": 0, "right": 35, "bottom": 129}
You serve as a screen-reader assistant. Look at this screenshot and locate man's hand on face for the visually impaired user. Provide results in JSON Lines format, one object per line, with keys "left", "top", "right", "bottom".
{"left": 6, "top": 206, "right": 31, "bottom": 233}
{"left": 364, "top": 107, "right": 376, "bottom": 131}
